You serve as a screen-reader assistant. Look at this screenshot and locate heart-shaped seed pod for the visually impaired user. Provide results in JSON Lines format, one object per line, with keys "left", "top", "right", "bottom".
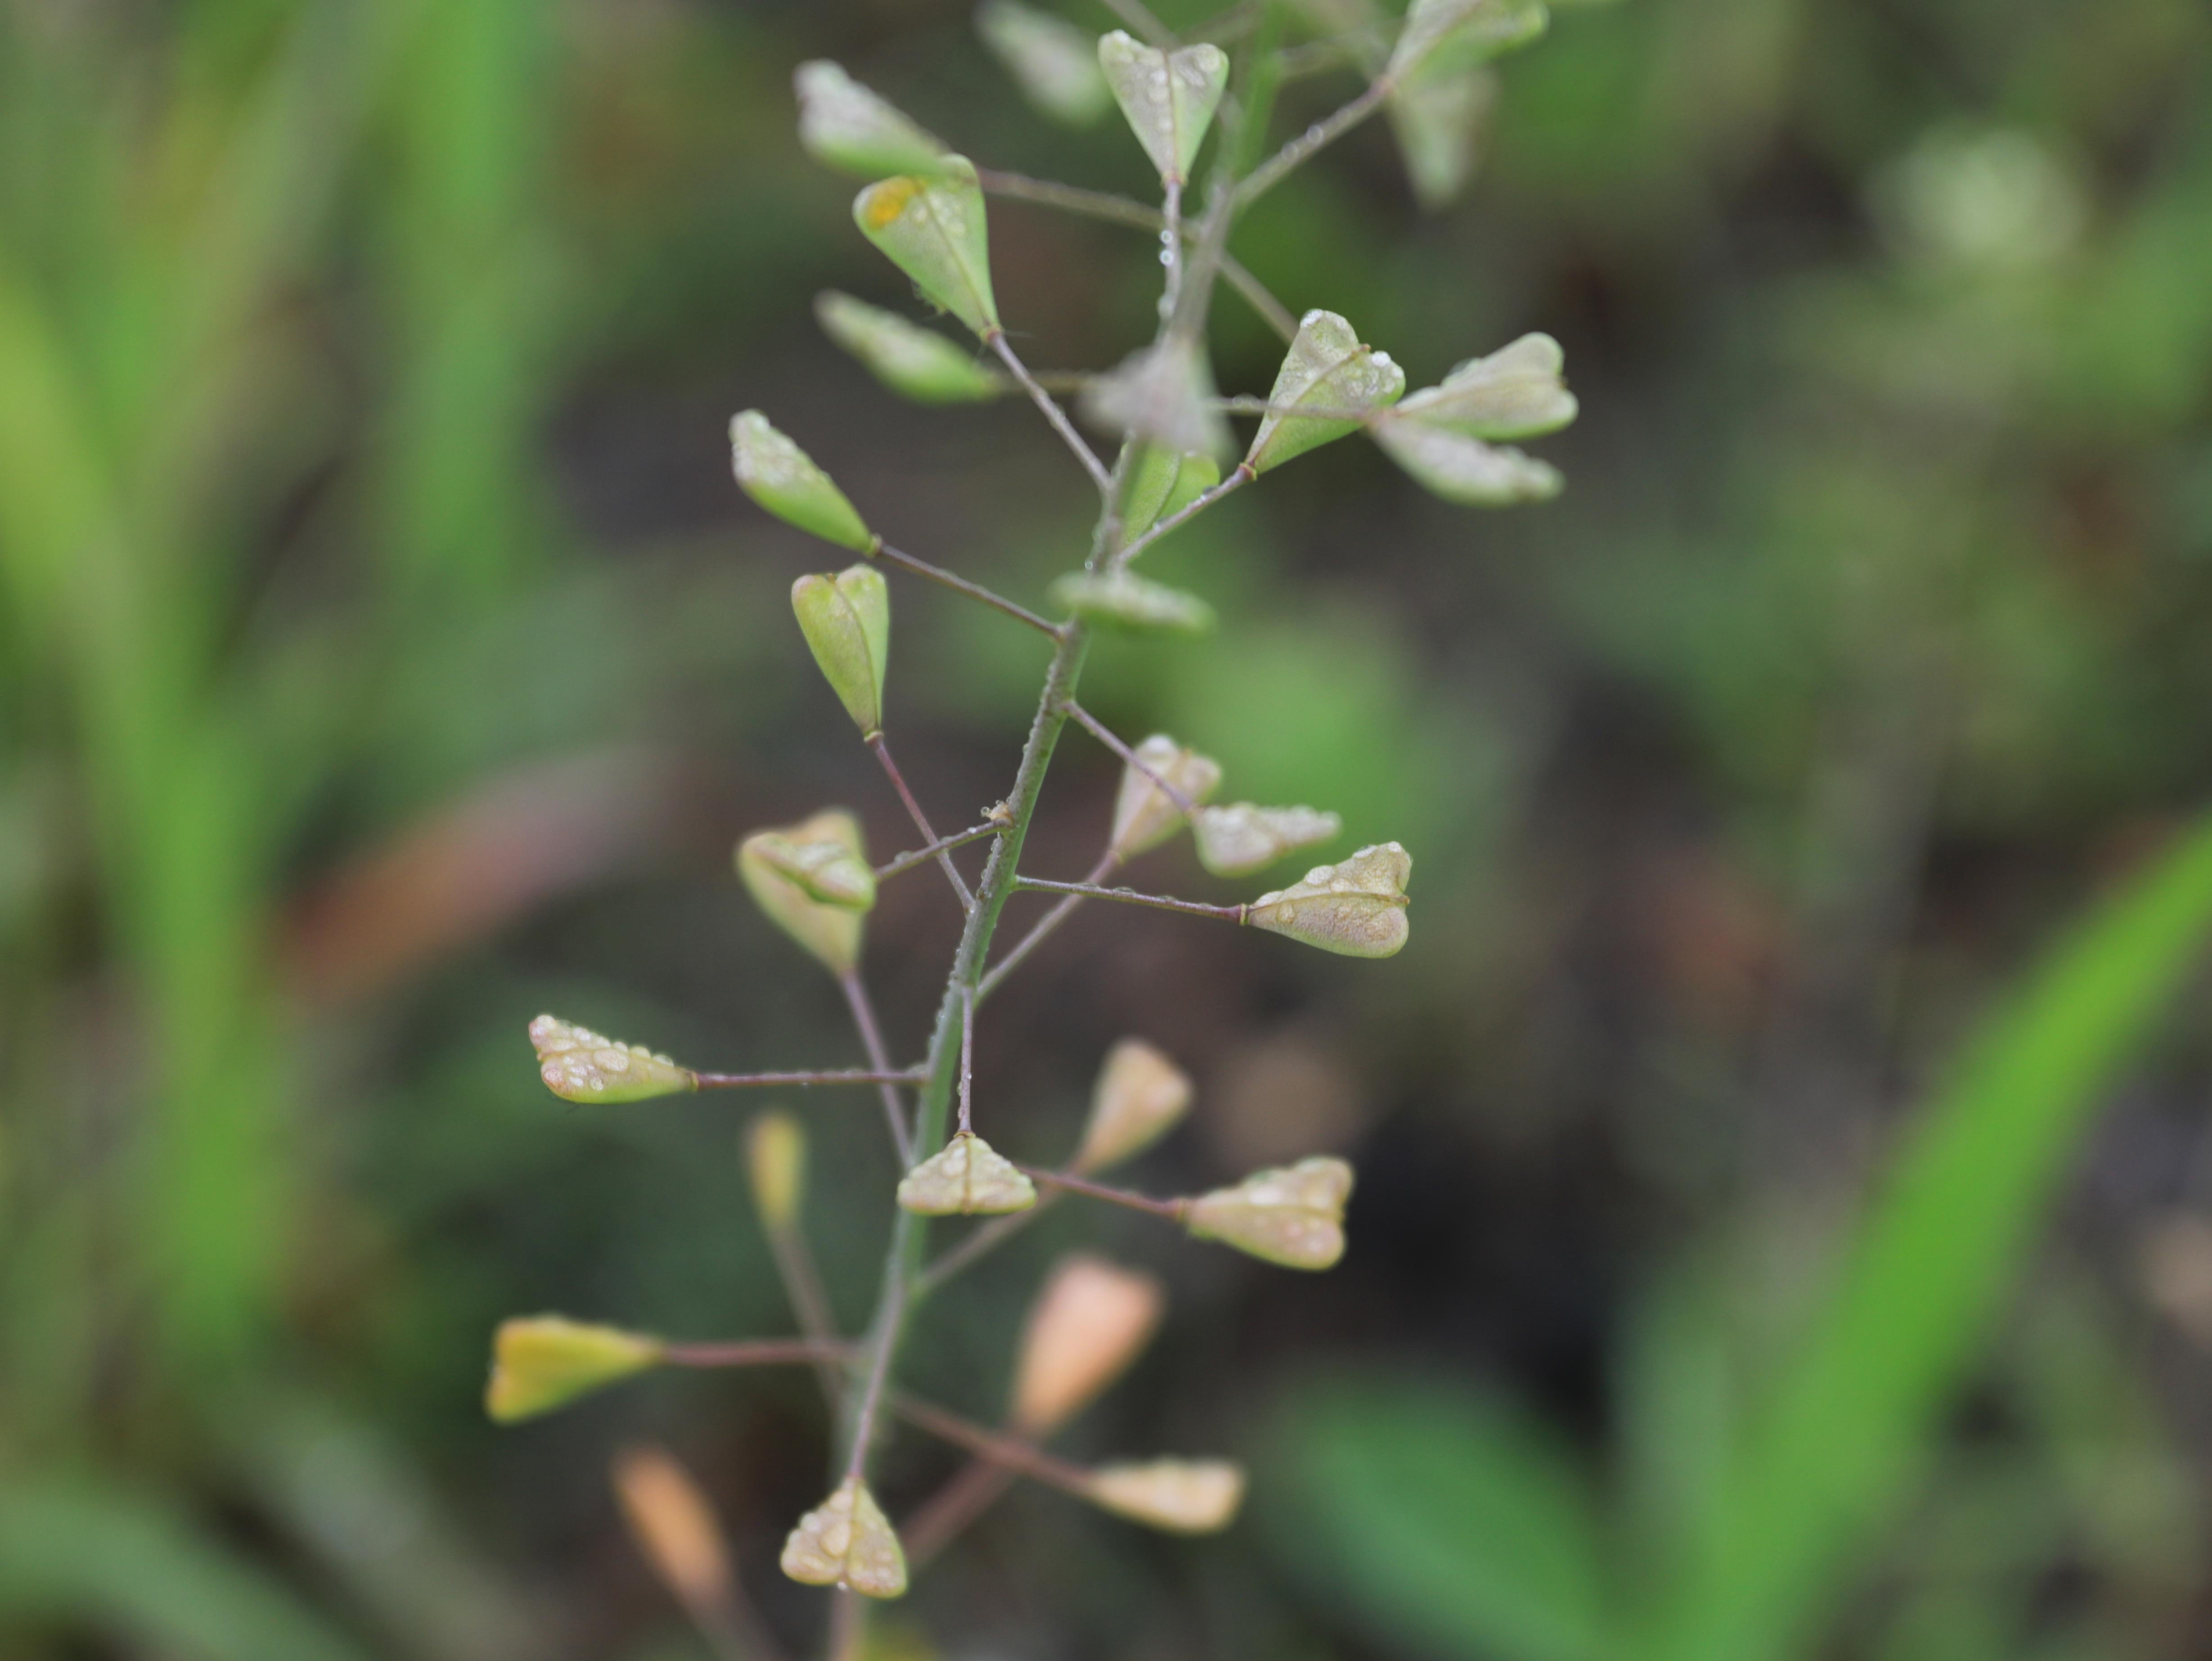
{"left": 529, "top": 1016, "right": 697, "bottom": 1103}
{"left": 792, "top": 565, "right": 891, "bottom": 738}
{"left": 1194, "top": 803, "right": 1343, "bottom": 877}
{"left": 1050, "top": 570, "right": 1215, "bottom": 634}
{"left": 1108, "top": 734, "right": 1222, "bottom": 861}
{"left": 854, "top": 157, "right": 1000, "bottom": 340}
{"left": 1387, "top": 0, "right": 1549, "bottom": 86}
{"left": 1086, "top": 1459, "right": 1247, "bottom": 1532}
{"left": 814, "top": 291, "right": 1006, "bottom": 403}
{"left": 1081, "top": 337, "right": 1232, "bottom": 461}
{"left": 1012, "top": 1254, "right": 1165, "bottom": 1433}
{"left": 1371, "top": 419, "right": 1563, "bottom": 505}
{"left": 730, "top": 411, "right": 875, "bottom": 554}
{"left": 1395, "top": 331, "right": 1577, "bottom": 438}
{"left": 1097, "top": 31, "right": 1230, "bottom": 185}
{"left": 1119, "top": 444, "right": 1221, "bottom": 541}
{"left": 779, "top": 1478, "right": 908, "bottom": 1598}
{"left": 896, "top": 1131, "right": 1038, "bottom": 1215}
{"left": 1247, "top": 842, "right": 1413, "bottom": 959}
{"left": 1072, "top": 1038, "right": 1193, "bottom": 1173}
{"left": 1244, "top": 310, "right": 1406, "bottom": 476}
{"left": 486, "top": 1316, "right": 665, "bottom": 1422}
{"left": 794, "top": 61, "right": 948, "bottom": 179}
{"left": 1184, "top": 1155, "right": 1355, "bottom": 1270}
{"left": 978, "top": 0, "right": 1113, "bottom": 126}
{"left": 737, "top": 810, "right": 870, "bottom": 977}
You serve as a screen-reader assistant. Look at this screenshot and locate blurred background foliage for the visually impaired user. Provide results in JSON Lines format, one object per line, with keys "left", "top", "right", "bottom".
{"left": 2, "top": 0, "right": 2212, "bottom": 1656}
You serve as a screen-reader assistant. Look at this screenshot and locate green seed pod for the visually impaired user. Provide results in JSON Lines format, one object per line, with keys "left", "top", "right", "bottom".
{"left": 1108, "top": 735, "right": 1223, "bottom": 862}
{"left": 1097, "top": 31, "right": 1230, "bottom": 185}
{"left": 746, "top": 1111, "right": 807, "bottom": 1231}
{"left": 814, "top": 291, "right": 1006, "bottom": 403}
{"left": 1049, "top": 570, "right": 1215, "bottom": 635}
{"left": 1072, "top": 1039, "right": 1193, "bottom": 1173}
{"left": 730, "top": 411, "right": 875, "bottom": 554}
{"left": 977, "top": 0, "right": 1113, "bottom": 126}
{"left": 896, "top": 1131, "right": 1037, "bottom": 1215}
{"left": 745, "top": 828, "right": 877, "bottom": 909}
{"left": 1243, "top": 310, "right": 1406, "bottom": 476}
{"left": 1395, "top": 332, "right": 1577, "bottom": 438}
{"left": 780, "top": 1478, "right": 907, "bottom": 1599}
{"left": 1081, "top": 338, "right": 1231, "bottom": 461}
{"left": 529, "top": 1015, "right": 698, "bottom": 1103}
{"left": 738, "top": 810, "right": 870, "bottom": 977}
{"left": 792, "top": 565, "right": 891, "bottom": 737}
{"left": 1247, "top": 841, "right": 1413, "bottom": 958}
{"left": 794, "top": 61, "right": 948, "bottom": 179}
{"left": 1194, "top": 803, "right": 1343, "bottom": 876}
{"left": 485, "top": 1316, "right": 665, "bottom": 1422}
{"left": 853, "top": 157, "right": 1000, "bottom": 340}
{"left": 1184, "top": 1156, "right": 1355, "bottom": 1270}
{"left": 1387, "top": 61, "right": 1493, "bottom": 210}
{"left": 1120, "top": 445, "right": 1221, "bottom": 541}
{"left": 1372, "top": 419, "right": 1563, "bottom": 505}
{"left": 1086, "top": 1459, "right": 1247, "bottom": 1532}
{"left": 1387, "top": 0, "right": 1549, "bottom": 85}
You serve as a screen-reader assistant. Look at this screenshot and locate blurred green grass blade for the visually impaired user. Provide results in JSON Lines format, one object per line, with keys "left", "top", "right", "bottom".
{"left": 1653, "top": 812, "right": 2212, "bottom": 1661}
{"left": 0, "top": 1479, "right": 373, "bottom": 1661}
{"left": 1270, "top": 1374, "right": 1614, "bottom": 1661}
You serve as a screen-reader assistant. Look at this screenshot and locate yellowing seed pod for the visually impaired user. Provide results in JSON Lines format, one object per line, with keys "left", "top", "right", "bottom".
{"left": 1011, "top": 1255, "right": 1165, "bottom": 1433}
{"left": 1085, "top": 1459, "right": 1246, "bottom": 1532}
{"left": 792, "top": 565, "right": 891, "bottom": 738}
{"left": 794, "top": 61, "right": 948, "bottom": 179}
{"left": 853, "top": 157, "right": 1000, "bottom": 340}
{"left": 738, "top": 810, "right": 870, "bottom": 978}
{"left": 730, "top": 411, "right": 875, "bottom": 554}
{"left": 1247, "top": 842, "right": 1413, "bottom": 959}
{"left": 1097, "top": 31, "right": 1230, "bottom": 185}
{"left": 1108, "top": 735, "right": 1222, "bottom": 862}
{"left": 896, "top": 1132, "right": 1037, "bottom": 1215}
{"left": 1072, "top": 1038, "right": 1193, "bottom": 1173}
{"left": 1193, "top": 803, "right": 1343, "bottom": 877}
{"left": 780, "top": 1478, "right": 907, "bottom": 1598}
{"left": 1243, "top": 310, "right": 1406, "bottom": 476}
{"left": 1184, "top": 1156, "right": 1354, "bottom": 1270}
{"left": 529, "top": 1016, "right": 698, "bottom": 1103}
{"left": 746, "top": 1111, "right": 807, "bottom": 1231}
{"left": 486, "top": 1317, "right": 665, "bottom": 1422}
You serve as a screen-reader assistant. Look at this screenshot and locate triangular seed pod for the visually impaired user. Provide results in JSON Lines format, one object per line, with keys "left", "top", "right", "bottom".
{"left": 780, "top": 1478, "right": 908, "bottom": 1598}
{"left": 1120, "top": 445, "right": 1221, "bottom": 542}
{"left": 1097, "top": 31, "right": 1230, "bottom": 185}
{"left": 737, "top": 810, "right": 869, "bottom": 977}
{"left": 1387, "top": 0, "right": 1549, "bottom": 86}
{"left": 1080, "top": 339, "right": 1232, "bottom": 461}
{"left": 1371, "top": 419, "right": 1563, "bottom": 505}
{"left": 853, "top": 157, "right": 1000, "bottom": 340}
{"left": 897, "top": 1132, "right": 1038, "bottom": 1215}
{"left": 1243, "top": 310, "right": 1406, "bottom": 476}
{"left": 792, "top": 565, "right": 891, "bottom": 738}
{"left": 814, "top": 291, "right": 1006, "bottom": 403}
{"left": 745, "top": 829, "right": 878, "bottom": 910}
{"left": 1073, "top": 1038, "right": 1193, "bottom": 1173}
{"left": 1386, "top": 61, "right": 1494, "bottom": 210}
{"left": 730, "top": 411, "right": 875, "bottom": 554}
{"left": 977, "top": 0, "right": 1113, "bottom": 126}
{"left": 1395, "top": 332, "right": 1577, "bottom": 439}
{"left": 1049, "top": 570, "right": 1215, "bottom": 635}
{"left": 1085, "top": 1459, "right": 1247, "bottom": 1533}
{"left": 1194, "top": 803, "right": 1343, "bottom": 877}
{"left": 1184, "top": 1156, "right": 1355, "bottom": 1270}
{"left": 530, "top": 1016, "right": 698, "bottom": 1103}
{"left": 1012, "top": 1255, "right": 1166, "bottom": 1433}
{"left": 1108, "top": 734, "right": 1223, "bottom": 862}
{"left": 746, "top": 1111, "right": 807, "bottom": 1231}
{"left": 1247, "top": 842, "right": 1413, "bottom": 958}
{"left": 486, "top": 1316, "right": 665, "bottom": 1422}
{"left": 794, "top": 61, "right": 948, "bottom": 179}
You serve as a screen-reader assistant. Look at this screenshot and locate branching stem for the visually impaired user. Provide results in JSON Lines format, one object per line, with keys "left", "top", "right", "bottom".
{"left": 874, "top": 821, "right": 1004, "bottom": 883}
{"left": 987, "top": 331, "right": 1114, "bottom": 494}
{"left": 977, "top": 849, "right": 1117, "bottom": 1002}
{"left": 692, "top": 1067, "right": 924, "bottom": 1090}
{"left": 869, "top": 735, "right": 973, "bottom": 911}
{"left": 889, "top": 1393, "right": 1099, "bottom": 1497}
{"left": 876, "top": 541, "right": 1064, "bottom": 639}
{"left": 1060, "top": 699, "right": 1198, "bottom": 815}
{"left": 838, "top": 970, "right": 915, "bottom": 1164}
{"left": 1012, "top": 875, "right": 1247, "bottom": 924}
{"left": 662, "top": 1338, "right": 855, "bottom": 1368}
{"left": 1019, "top": 1165, "right": 1191, "bottom": 1219}
{"left": 1234, "top": 79, "right": 1390, "bottom": 212}
{"left": 1110, "top": 464, "right": 1252, "bottom": 571}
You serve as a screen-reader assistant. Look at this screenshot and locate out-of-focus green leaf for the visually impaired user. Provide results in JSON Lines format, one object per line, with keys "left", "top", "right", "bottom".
{"left": 0, "top": 1479, "right": 374, "bottom": 1661}
{"left": 976, "top": 0, "right": 1113, "bottom": 126}
{"left": 1650, "top": 810, "right": 2212, "bottom": 1661}
{"left": 1271, "top": 1375, "right": 1613, "bottom": 1661}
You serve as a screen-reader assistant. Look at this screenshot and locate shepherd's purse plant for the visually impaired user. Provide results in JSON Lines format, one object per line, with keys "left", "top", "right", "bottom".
{"left": 485, "top": 1, "right": 1578, "bottom": 1652}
